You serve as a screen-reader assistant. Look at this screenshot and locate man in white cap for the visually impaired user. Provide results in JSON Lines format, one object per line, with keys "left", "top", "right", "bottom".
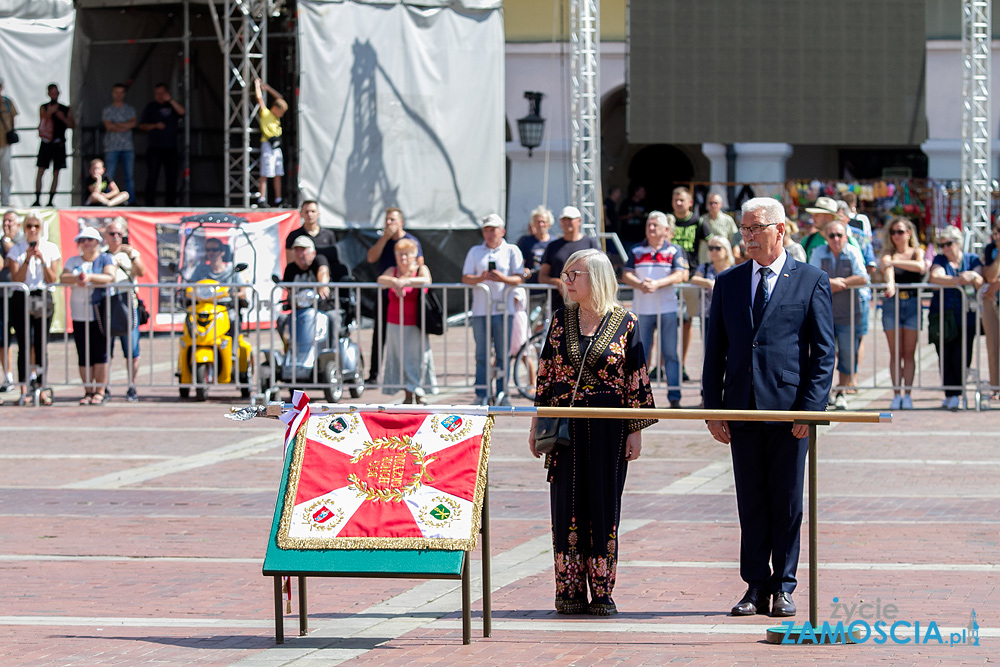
{"left": 801, "top": 196, "right": 839, "bottom": 262}
{"left": 538, "top": 205, "right": 601, "bottom": 311}
{"left": 462, "top": 214, "right": 524, "bottom": 404}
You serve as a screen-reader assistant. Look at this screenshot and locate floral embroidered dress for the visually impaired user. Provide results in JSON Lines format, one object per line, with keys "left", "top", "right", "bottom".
{"left": 535, "top": 304, "right": 656, "bottom": 615}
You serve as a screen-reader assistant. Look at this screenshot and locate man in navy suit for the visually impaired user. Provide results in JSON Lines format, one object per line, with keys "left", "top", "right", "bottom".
{"left": 703, "top": 197, "right": 835, "bottom": 618}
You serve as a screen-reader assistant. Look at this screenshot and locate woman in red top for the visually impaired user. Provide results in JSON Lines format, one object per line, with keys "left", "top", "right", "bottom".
{"left": 377, "top": 238, "right": 436, "bottom": 403}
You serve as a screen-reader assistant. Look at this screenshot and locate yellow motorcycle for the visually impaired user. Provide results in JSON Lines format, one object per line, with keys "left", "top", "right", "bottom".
{"left": 177, "top": 279, "right": 253, "bottom": 401}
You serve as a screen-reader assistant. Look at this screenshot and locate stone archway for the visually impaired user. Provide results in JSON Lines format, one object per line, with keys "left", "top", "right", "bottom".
{"left": 601, "top": 85, "right": 706, "bottom": 215}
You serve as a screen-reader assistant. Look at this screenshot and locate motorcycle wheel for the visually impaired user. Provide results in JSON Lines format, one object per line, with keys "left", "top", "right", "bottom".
{"left": 323, "top": 360, "right": 343, "bottom": 403}
{"left": 195, "top": 364, "right": 209, "bottom": 401}
{"left": 349, "top": 371, "right": 365, "bottom": 399}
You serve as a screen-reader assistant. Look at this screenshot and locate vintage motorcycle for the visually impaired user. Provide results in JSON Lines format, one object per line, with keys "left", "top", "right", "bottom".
{"left": 177, "top": 277, "right": 254, "bottom": 401}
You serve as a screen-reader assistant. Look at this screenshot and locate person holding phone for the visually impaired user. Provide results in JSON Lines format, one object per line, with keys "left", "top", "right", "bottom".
{"left": 5, "top": 213, "right": 61, "bottom": 404}
{"left": 462, "top": 214, "right": 524, "bottom": 405}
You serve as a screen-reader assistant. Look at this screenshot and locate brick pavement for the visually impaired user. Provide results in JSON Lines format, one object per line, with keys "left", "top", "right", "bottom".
{"left": 0, "top": 356, "right": 997, "bottom": 665}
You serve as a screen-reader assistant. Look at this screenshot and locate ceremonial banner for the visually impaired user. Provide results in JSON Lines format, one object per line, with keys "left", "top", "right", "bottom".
{"left": 277, "top": 410, "right": 493, "bottom": 551}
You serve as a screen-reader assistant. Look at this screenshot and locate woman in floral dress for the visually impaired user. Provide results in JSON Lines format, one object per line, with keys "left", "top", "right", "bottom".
{"left": 528, "top": 249, "right": 656, "bottom": 615}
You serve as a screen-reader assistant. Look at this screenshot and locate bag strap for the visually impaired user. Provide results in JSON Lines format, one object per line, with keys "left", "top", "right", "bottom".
{"left": 568, "top": 310, "right": 609, "bottom": 407}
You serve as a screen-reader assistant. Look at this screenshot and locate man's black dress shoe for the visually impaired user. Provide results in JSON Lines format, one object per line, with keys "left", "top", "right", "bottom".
{"left": 731, "top": 588, "right": 769, "bottom": 616}
{"left": 771, "top": 591, "right": 796, "bottom": 617}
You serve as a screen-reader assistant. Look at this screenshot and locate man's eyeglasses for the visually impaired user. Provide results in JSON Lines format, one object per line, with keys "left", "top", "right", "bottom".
{"left": 560, "top": 270, "right": 589, "bottom": 283}
{"left": 827, "top": 233, "right": 844, "bottom": 239}
{"left": 890, "top": 229, "right": 908, "bottom": 236}
{"left": 739, "top": 223, "right": 777, "bottom": 237}
{"left": 707, "top": 246, "right": 724, "bottom": 251}
{"left": 106, "top": 230, "right": 124, "bottom": 237}
{"left": 206, "top": 247, "right": 223, "bottom": 253}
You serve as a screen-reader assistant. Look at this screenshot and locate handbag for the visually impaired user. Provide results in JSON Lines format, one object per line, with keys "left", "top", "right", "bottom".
{"left": 423, "top": 289, "right": 445, "bottom": 336}
{"left": 534, "top": 313, "right": 602, "bottom": 455}
{"left": 28, "top": 290, "right": 54, "bottom": 319}
{"left": 136, "top": 297, "right": 150, "bottom": 326}
{"left": 928, "top": 309, "right": 958, "bottom": 345}
{"left": 94, "top": 292, "right": 131, "bottom": 338}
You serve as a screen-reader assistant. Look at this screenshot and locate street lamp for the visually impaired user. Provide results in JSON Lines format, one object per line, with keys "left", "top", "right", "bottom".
{"left": 517, "top": 91, "right": 545, "bottom": 157}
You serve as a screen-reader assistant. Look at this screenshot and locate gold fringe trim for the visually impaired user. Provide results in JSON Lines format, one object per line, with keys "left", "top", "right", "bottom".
{"left": 275, "top": 414, "right": 494, "bottom": 552}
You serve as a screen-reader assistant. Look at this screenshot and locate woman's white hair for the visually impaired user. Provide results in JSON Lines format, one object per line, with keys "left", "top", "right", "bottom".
{"left": 936, "top": 225, "right": 964, "bottom": 246}
{"left": 530, "top": 205, "right": 554, "bottom": 228}
{"left": 563, "top": 248, "right": 620, "bottom": 316}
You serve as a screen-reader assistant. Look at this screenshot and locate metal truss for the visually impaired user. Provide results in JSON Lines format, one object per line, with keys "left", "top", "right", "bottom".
{"left": 961, "top": 0, "right": 991, "bottom": 253}
{"left": 224, "top": 0, "right": 269, "bottom": 207}
{"left": 570, "top": 0, "right": 601, "bottom": 236}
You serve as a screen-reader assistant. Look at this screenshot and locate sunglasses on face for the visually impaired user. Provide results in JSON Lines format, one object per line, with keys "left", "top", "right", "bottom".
{"left": 106, "top": 230, "right": 124, "bottom": 237}
{"left": 708, "top": 246, "right": 724, "bottom": 251}
{"left": 25, "top": 224, "right": 41, "bottom": 230}
{"left": 827, "top": 233, "right": 844, "bottom": 239}
{"left": 890, "top": 229, "right": 908, "bottom": 236}
{"left": 939, "top": 241, "right": 954, "bottom": 248}
{"left": 206, "top": 247, "right": 223, "bottom": 253}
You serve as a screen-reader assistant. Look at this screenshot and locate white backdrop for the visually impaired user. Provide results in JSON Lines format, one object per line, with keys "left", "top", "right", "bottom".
{"left": 297, "top": 0, "right": 504, "bottom": 230}
{"left": 0, "top": 0, "right": 75, "bottom": 207}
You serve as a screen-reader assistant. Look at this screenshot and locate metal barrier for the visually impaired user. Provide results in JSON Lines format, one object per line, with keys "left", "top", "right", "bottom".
{"left": 837, "top": 282, "right": 994, "bottom": 410}
{"left": 32, "top": 280, "right": 266, "bottom": 401}
{"left": 4, "top": 276, "right": 996, "bottom": 410}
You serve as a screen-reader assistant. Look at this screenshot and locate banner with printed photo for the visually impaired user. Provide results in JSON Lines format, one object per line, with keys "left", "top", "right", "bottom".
{"left": 56, "top": 209, "right": 299, "bottom": 331}
{"left": 277, "top": 409, "right": 493, "bottom": 551}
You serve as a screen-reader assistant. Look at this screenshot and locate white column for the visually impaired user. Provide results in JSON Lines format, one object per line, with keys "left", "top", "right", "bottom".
{"left": 733, "top": 143, "right": 794, "bottom": 183}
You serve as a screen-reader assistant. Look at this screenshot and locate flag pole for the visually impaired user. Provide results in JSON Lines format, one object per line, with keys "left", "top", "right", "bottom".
{"left": 237, "top": 402, "right": 889, "bottom": 425}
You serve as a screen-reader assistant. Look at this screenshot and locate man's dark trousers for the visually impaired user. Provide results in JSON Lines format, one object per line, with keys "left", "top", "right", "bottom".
{"left": 729, "top": 422, "right": 807, "bottom": 594}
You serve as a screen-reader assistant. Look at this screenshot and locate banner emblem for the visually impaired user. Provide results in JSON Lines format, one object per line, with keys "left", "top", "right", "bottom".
{"left": 420, "top": 496, "right": 462, "bottom": 528}
{"left": 347, "top": 436, "right": 436, "bottom": 502}
{"left": 431, "top": 414, "right": 473, "bottom": 442}
{"left": 304, "top": 500, "right": 344, "bottom": 531}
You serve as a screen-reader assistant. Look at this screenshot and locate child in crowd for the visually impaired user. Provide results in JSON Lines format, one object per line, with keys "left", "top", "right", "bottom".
{"left": 84, "top": 158, "right": 128, "bottom": 207}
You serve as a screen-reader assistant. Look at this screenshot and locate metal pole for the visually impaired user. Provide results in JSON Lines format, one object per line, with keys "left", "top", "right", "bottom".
{"left": 808, "top": 422, "right": 818, "bottom": 628}
{"left": 183, "top": 0, "right": 192, "bottom": 207}
{"left": 481, "top": 478, "right": 492, "bottom": 638}
{"left": 297, "top": 575, "right": 308, "bottom": 635}
{"left": 273, "top": 575, "right": 284, "bottom": 644}
{"left": 461, "top": 552, "right": 471, "bottom": 645}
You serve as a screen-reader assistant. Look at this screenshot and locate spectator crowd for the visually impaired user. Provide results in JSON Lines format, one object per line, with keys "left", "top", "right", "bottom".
{"left": 2, "top": 178, "right": 999, "bottom": 408}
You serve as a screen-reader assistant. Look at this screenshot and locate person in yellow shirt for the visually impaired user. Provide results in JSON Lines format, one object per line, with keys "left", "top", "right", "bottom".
{"left": 254, "top": 78, "right": 287, "bottom": 207}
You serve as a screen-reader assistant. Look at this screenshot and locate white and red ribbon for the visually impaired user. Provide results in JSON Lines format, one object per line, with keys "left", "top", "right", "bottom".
{"left": 280, "top": 390, "right": 311, "bottom": 455}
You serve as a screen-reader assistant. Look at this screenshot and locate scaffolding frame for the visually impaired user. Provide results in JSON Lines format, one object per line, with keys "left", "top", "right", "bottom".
{"left": 961, "top": 0, "right": 991, "bottom": 254}
{"left": 224, "top": 0, "right": 269, "bottom": 207}
{"left": 570, "top": 0, "right": 601, "bottom": 236}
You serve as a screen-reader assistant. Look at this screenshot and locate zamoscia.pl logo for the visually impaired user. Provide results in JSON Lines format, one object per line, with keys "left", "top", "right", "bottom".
{"left": 777, "top": 599, "right": 980, "bottom": 646}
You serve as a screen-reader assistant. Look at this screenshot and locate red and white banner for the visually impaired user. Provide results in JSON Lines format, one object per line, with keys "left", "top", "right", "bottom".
{"left": 277, "top": 406, "right": 493, "bottom": 551}
{"left": 56, "top": 208, "right": 299, "bottom": 331}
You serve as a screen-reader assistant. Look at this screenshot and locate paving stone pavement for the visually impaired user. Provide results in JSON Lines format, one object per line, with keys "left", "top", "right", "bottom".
{"left": 0, "top": 378, "right": 995, "bottom": 666}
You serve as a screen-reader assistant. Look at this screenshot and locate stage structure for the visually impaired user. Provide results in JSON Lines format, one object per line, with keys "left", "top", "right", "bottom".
{"left": 223, "top": 0, "right": 270, "bottom": 208}
{"left": 296, "top": 0, "right": 504, "bottom": 231}
{"left": 961, "top": 0, "right": 991, "bottom": 254}
{"left": 0, "top": 0, "right": 76, "bottom": 207}
{"left": 570, "top": 0, "right": 601, "bottom": 237}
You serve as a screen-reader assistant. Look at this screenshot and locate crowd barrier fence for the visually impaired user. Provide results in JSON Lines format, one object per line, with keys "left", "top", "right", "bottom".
{"left": 2, "top": 278, "right": 997, "bottom": 410}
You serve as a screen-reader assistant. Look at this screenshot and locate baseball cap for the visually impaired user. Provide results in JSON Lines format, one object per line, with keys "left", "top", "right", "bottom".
{"left": 74, "top": 227, "right": 102, "bottom": 242}
{"left": 291, "top": 235, "right": 315, "bottom": 249}
{"left": 481, "top": 214, "right": 505, "bottom": 229}
{"left": 559, "top": 206, "right": 581, "bottom": 220}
